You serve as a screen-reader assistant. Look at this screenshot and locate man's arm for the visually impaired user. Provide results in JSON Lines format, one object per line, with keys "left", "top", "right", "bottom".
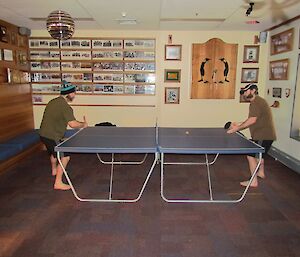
{"left": 227, "top": 116, "right": 257, "bottom": 134}
{"left": 68, "top": 116, "right": 88, "bottom": 129}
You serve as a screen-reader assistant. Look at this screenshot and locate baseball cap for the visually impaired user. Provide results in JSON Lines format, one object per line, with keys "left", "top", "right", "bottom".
{"left": 239, "top": 84, "right": 258, "bottom": 95}
{"left": 60, "top": 80, "right": 76, "bottom": 95}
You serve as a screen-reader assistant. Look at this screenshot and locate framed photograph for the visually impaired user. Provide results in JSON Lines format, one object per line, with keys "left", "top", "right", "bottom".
{"left": 11, "top": 32, "right": 17, "bottom": 45}
{"left": 124, "top": 62, "right": 155, "bottom": 71}
{"left": 269, "top": 59, "right": 289, "bottom": 80}
{"left": 123, "top": 50, "right": 155, "bottom": 60}
{"left": 0, "top": 25, "right": 8, "bottom": 42}
{"left": 165, "top": 45, "right": 182, "bottom": 61}
{"left": 272, "top": 87, "right": 282, "bottom": 98}
{"left": 124, "top": 39, "right": 155, "bottom": 49}
{"left": 165, "top": 87, "right": 180, "bottom": 104}
{"left": 271, "top": 28, "right": 294, "bottom": 55}
{"left": 241, "top": 68, "right": 259, "bottom": 83}
{"left": 92, "top": 50, "right": 123, "bottom": 60}
{"left": 164, "top": 69, "right": 181, "bottom": 82}
{"left": 3, "top": 49, "right": 13, "bottom": 61}
{"left": 243, "top": 45, "right": 259, "bottom": 63}
{"left": 92, "top": 39, "right": 123, "bottom": 49}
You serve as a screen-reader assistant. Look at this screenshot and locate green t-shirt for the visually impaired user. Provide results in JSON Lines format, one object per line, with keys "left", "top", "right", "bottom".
{"left": 39, "top": 96, "right": 76, "bottom": 141}
{"left": 249, "top": 95, "right": 276, "bottom": 141}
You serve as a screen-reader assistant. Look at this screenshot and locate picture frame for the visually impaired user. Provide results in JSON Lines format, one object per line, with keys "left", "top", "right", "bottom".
{"left": 272, "top": 87, "right": 282, "bottom": 98}
{"left": 165, "top": 87, "right": 180, "bottom": 104}
{"left": 269, "top": 59, "right": 289, "bottom": 80}
{"left": 10, "top": 32, "right": 18, "bottom": 45}
{"left": 3, "top": 49, "right": 13, "bottom": 61}
{"left": 0, "top": 25, "right": 8, "bottom": 42}
{"left": 241, "top": 68, "right": 259, "bottom": 83}
{"left": 165, "top": 45, "right": 182, "bottom": 61}
{"left": 92, "top": 39, "right": 123, "bottom": 49}
{"left": 124, "top": 39, "right": 155, "bottom": 49}
{"left": 243, "top": 45, "right": 259, "bottom": 63}
{"left": 271, "top": 28, "right": 294, "bottom": 55}
{"left": 29, "top": 39, "right": 59, "bottom": 48}
{"left": 164, "top": 69, "right": 181, "bottom": 82}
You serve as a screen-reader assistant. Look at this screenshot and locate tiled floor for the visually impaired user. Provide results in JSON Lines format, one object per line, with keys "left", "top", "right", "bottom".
{"left": 0, "top": 151, "right": 299, "bottom": 257}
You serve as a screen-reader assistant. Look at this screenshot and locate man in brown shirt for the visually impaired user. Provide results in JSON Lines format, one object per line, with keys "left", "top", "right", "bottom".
{"left": 39, "top": 81, "right": 88, "bottom": 190}
{"left": 227, "top": 84, "right": 276, "bottom": 187}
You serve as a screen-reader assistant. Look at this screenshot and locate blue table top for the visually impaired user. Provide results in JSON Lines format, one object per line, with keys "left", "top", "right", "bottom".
{"left": 55, "top": 127, "right": 264, "bottom": 154}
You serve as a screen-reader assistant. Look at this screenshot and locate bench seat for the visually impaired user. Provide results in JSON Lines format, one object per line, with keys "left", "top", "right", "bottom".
{"left": 0, "top": 130, "right": 41, "bottom": 172}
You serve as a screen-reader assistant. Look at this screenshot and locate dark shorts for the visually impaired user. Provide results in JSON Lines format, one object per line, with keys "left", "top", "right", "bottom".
{"left": 247, "top": 140, "right": 273, "bottom": 159}
{"left": 40, "top": 136, "right": 69, "bottom": 158}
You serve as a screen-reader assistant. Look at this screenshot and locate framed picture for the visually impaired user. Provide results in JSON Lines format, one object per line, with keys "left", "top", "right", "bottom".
{"left": 164, "top": 69, "right": 181, "bottom": 82}
{"left": 241, "top": 68, "right": 259, "bottom": 83}
{"left": 272, "top": 87, "right": 282, "bottom": 98}
{"left": 3, "top": 49, "right": 13, "bottom": 61}
{"left": 243, "top": 45, "right": 259, "bottom": 63}
{"left": 269, "top": 59, "right": 289, "bottom": 80}
{"left": 271, "top": 28, "right": 294, "bottom": 55}
{"left": 11, "top": 32, "right": 17, "bottom": 45}
{"left": 165, "top": 87, "right": 180, "bottom": 104}
{"left": 0, "top": 25, "right": 8, "bottom": 42}
{"left": 165, "top": 45, "right": 182, "bottom": 61}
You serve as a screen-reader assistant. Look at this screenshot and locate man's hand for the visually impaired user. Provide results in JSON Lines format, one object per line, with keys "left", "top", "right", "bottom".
{"left": 82, "top": 116, "right": 88, "bottom": 128}
{"left": 227, "top": 124, "right": 239, "bottom": 134}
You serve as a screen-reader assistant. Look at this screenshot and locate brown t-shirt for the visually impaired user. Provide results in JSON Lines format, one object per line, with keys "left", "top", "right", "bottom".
{"left": 39, "top": 96, "right": 75, "bottom": 141}
{"left": 249, "top": 95, "right": 276, "bottom": 140}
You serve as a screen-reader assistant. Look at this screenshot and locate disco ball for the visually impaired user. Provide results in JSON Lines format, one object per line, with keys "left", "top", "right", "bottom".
{"left": 46, "top": 10, "right": 75, "bottom": 40}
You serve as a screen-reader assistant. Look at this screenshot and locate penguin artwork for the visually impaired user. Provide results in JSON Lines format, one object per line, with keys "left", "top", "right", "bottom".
{"left": 198, "top": 58, "right": 210, "bottom": 83}
{"left": 219, "top": 58, "right": 229, "bottom": 83}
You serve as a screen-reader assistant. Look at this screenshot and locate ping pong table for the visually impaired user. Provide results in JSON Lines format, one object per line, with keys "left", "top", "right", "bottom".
{"left": 55, "top": 127, "right": 264, "bottom": 203}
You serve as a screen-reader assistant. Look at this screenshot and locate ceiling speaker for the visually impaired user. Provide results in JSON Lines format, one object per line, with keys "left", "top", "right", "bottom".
{"left": 18, "top": 27, "right": 31, "bottom": 36}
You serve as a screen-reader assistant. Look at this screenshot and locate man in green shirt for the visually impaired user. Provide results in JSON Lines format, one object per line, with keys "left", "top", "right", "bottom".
{"left": 227, "top": 84, "right": 276, "bottom": 187}
{"left": 39, "top": 81, "right": 88, "bottom": 190}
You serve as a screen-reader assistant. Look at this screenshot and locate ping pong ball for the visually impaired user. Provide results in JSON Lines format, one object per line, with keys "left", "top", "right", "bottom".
{"left": 185, "top": 131, "right": 189, "bottom": 135}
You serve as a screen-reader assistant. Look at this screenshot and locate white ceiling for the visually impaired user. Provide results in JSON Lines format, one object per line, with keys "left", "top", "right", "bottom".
{"left": 0, "top": 0, "right": 299, "bottom": 32}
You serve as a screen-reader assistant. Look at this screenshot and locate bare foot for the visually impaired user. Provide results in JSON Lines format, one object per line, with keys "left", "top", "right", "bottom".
{"left": 240, "top": 180, "right": 258, "bottom": 187}
{"left": 54, "top": 183, "right": 71, "bottom": 190}
{"left": 257, "top": 173, "right": 265, "bottom": 179}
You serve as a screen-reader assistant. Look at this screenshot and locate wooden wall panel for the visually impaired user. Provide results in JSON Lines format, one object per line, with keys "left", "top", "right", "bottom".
{"left": 0, "top": 19, "right": 33, "bottom": 143}
{"left": 0, "top": 84, "right": 34, "bottom": 142}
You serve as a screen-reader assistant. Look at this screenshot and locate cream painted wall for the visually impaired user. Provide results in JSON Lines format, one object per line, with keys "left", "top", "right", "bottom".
{"left": 32, "top": 29, "right": 268, "bottom": 138}
{"left": 266, "top": 20, "right": 300, "bottom": 161}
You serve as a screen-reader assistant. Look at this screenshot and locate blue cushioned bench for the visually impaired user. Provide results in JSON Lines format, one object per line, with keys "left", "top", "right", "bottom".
{"left": 0, "top": 130, "right": 41, "bottom": 172}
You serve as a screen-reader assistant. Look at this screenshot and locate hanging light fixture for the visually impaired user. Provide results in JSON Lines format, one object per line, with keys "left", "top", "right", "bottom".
{"left": 46, "top": 10, "right": 75, "bottom": 40}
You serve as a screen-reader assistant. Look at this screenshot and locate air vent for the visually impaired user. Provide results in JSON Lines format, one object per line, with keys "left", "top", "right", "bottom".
{"left": 116, "top": 19, "right": 137, "bottom": 25}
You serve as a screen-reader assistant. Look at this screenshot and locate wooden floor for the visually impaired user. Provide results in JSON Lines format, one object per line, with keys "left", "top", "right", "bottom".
{"left": 0, "top": 151, "right": 299, "bottom": 257}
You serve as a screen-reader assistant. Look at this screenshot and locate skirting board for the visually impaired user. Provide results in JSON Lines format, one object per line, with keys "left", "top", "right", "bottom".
{"left": 268, "top": 146, "right": 300, "bottom": 174}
